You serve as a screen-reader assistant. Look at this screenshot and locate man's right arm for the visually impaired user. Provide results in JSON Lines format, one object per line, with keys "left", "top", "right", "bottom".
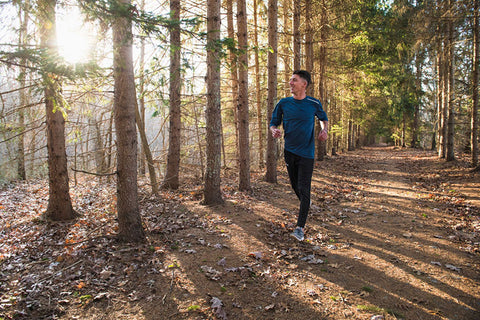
{"left": 269, "top": 100, "right": 283, "bottom": 138}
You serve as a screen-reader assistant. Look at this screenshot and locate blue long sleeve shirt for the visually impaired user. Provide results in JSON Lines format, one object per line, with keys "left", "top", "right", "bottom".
{"left": 270, "top": 96, "right": 328, "bottom": 159}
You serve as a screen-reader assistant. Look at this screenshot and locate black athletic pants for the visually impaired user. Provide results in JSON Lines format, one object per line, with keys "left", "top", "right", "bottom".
{"left": 284, "top": 150, "right": 314, "bottom": 228}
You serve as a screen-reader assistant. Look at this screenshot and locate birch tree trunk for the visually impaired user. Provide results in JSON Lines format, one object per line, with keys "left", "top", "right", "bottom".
{"left": 113, "top": 0, "right": 145, "bottom": 242}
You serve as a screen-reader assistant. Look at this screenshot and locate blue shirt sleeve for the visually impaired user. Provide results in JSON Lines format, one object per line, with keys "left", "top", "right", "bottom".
{"left": 270, "top": 100, "right": 283, "bottom": 127}
{"left": 315, "top": 101, "right": 328, "bottom": 122}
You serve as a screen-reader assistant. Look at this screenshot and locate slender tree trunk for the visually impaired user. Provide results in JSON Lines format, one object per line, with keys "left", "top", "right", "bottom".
{"left": 164, "top": 0, "right": 182, "bottom": 189}
{"left": 135, "top": 103, "right": 158, "bottom": 194}
{"left": 441, "top": 36, "right": 449, "bottom": 157}
{"left": 412, "top": 52, "right": 422, "bottom": 148}
{"left": 226, "top": 0, "right": 239, "bottom": 168}
{"left": 293, "top": 0, "right": 301, "bottom": 70}
{"left": 17, "top": 1, "right": 29, "bottom": 180}
{"left": 92, "top": 117, "right": 107, "bottom": 174}
{"left": 138, "top": 0, "right": 146, "bottom": 176}
{"left": 265, "top": 0, "right": 278, "bottom": 183}
{"left": 305, "top": 0, "right": 313, "bottom": 96}
{"left": 471, "top": 0, "right": 479, "bottom": 167}
{"left": 282, "top": 0, "right": 291, "bottom": 97}
{"left": 203, "top": 0, "right": 224, "bottom": 205}
{"left": 437, "top": 38, "right": 445, "bottom": 157}
{"left": 113, "top": 0, "right": 145, "bottom": 242}
{"left": 38, "top": 0, "right": 76, "bottom": 221}
{"left": 317, "top": 0, "right": 328, "bottom": 160}
{"left": 253, "top": 0, "right": 264, "bottom": 169}
{"left": 106, "top": 110, "right": 114, "bottom": 178}
{"left": 446, "top": 0, "right": 455, "bottom": 161}
{"left": 347, "top": 119, "right": 353, "bottom": 151}
{"left": 237, "top": 0, "right": 251, "bottom": 191}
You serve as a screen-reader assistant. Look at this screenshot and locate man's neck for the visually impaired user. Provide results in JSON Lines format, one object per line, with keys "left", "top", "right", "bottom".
{"left": 292, "top": 92, "right": 307, "bottom": 100}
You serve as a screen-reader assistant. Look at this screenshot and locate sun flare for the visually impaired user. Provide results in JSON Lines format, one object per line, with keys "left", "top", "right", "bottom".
{"left": 56, "top": 7, "right": 94, "bottom": 64}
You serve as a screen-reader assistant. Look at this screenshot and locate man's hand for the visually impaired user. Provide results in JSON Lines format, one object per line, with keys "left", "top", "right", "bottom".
{"left": 318, "top": 129, "right": 328, "bottom": 141}
{"left": 270, "top": 127, "right": 282, "bottom": 139}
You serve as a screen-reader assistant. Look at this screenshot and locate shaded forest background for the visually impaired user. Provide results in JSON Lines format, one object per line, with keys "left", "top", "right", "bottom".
{"left": 0, "top": 0, "right": 479, "bottom": 237}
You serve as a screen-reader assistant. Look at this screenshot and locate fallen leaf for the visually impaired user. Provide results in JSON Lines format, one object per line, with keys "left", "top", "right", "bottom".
{"left": 210, "top": 297, "right": 227, "bottom": 320}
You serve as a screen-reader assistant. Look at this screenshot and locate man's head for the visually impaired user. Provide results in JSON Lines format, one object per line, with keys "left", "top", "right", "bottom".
{"left": 289, "top": 70, "right": 311, "bottom": 99}
{"left": 293, "top": 70, "right": 312, "bottom": 87}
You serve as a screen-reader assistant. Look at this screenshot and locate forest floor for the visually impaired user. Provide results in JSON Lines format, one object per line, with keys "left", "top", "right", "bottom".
{"left": 1, "top": 146, "right": 479, "bottom": 320}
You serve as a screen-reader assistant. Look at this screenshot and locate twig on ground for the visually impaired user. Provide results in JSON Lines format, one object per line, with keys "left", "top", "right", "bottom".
{"left": 162, "top": 269, "right": 176, "bottom": 305}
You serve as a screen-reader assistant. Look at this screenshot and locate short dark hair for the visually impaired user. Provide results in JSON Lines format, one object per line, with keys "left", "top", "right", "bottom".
{"left": 293, "top": 70, "right": 312, "bottom": 87}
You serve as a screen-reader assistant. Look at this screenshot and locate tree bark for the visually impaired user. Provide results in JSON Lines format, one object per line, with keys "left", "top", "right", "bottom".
{"left": 282, "top": 0, "right": 291, "bottom": 97}
{"left": 135, "top": 103, "right": 158, "bottom": 195}
{"left": 203, "top": 0, "right": 224, "bottom": 205}
{"left": 265, "top": 0, "right": 278, "bottom": 183}
{"left": 411, "top": 52, "right": 422, "bottom": 148}
{"left": 226, "top": 0, "right": 239, "bottom": 168}
{"left": 347, "top": 119, "right": 354, "bottom": 151}
{"left": 317, "top": 0, "right": 328, "bottom": 160}
{"left": 237, "top": 0, "right": 251, "bottom": 191}
{"left": 446, "top": 0, "right": 455, "bottom": 161}
{"left": 138, "top": 0, "right": 146, "bottom": 176}
{"left": 38, "top": 0, "right": 76, "bottom": 221}
{"left": 471, "top": 0, "right": 479, "bottom": 167}
{"left": 253, "top": 0, "right": 264, "bottom": 169}
{"left": 293, "top": 0, "right": 301, "bottom": 70}
{"left": 113, "top": 0, "right": 145, "bottom": 242}
{"left": 164, "top": 0, "right": 182, "bottom": 189}
{"left": 17, "top": 1, "right": 29, "bottom": 180}
{"left": 304, "top": 0, "right": 313, "bottom": 96}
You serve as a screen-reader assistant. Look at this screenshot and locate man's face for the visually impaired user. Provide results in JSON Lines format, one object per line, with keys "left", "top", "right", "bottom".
{"left": 289, "top": 74, "right": 307, "bottom": 96}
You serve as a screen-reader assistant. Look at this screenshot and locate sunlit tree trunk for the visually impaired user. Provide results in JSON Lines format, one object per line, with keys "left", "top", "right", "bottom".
{"left": 265, "top": 0, "right": 278, "bottom": 183}
{"left": 293, "top": 0, "right": 301, "bottom": 70}
{"left": 439, "top": 35, "right": 448, "bottom": 158}
{"left": 138, "top": 0, "right": 146, "bottom": 176}
{"left": 446, "top": 0, "right": 455, "bottom": 161}
{"left": 317, "top": 0, "right": 328, "bottom": 160}
{"left": 305, "top": 0, "right": 313, "bottom": 96}
{"left": 164, "top": 0, "right": 182, "bottom": 189}
{"left": 347, "top": 119, "right": 354, "bottom": 151}
{"left": 282, "top": 0, "right": 291, "bottom": 97}
{"left": 471, "top": 0, "right": 479, "bottom": 168}
{"left": 135, "top": 103, "right": 158, "bottom": 194}
{"left": 38, "top": 0, "right": 76, "bottom": 221}
{"left": 237, "top": 0, "right": 251, "bottom": 191}
{"left": 412, "top": 52, "right": 422, "bottom": 148}
{"left": 113, "top": 0, "right": 145, "bottom": 242}
{"left": 203, "top": 0, "right": 224, "bottom": 205}
{"left": 226, "top": 0, "right": 239, "bottom": 168}
{"left": 253, "top": 0, "right": 264, "bottom": 169}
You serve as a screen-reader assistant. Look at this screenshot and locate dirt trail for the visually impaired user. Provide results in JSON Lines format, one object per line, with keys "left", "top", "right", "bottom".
{"left": 302, "top": 146, "right": 480, "bottom": 319}
{"left": 1, "top": 146, "right": 479, "bottom": 320}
